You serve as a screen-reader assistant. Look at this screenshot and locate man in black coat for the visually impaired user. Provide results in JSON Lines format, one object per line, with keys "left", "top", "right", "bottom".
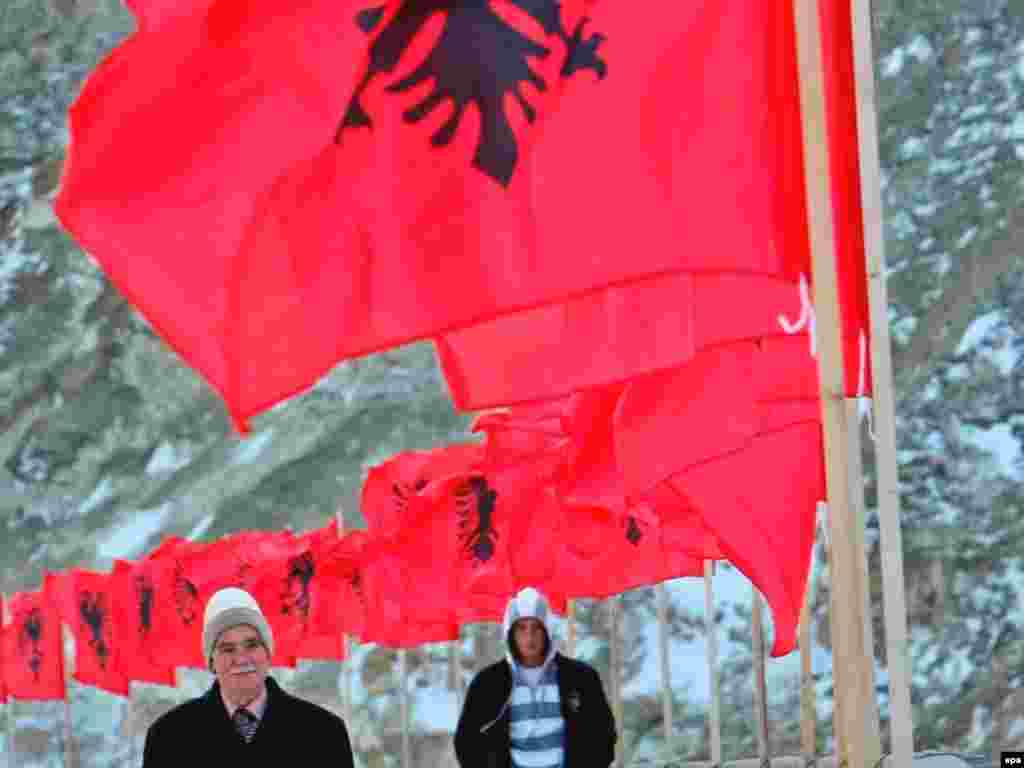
{"left": 455, "top": 587, "right": 616, "bottom": 768}
{"left": 142, "top": 587, "right": 354, "bottom": 766}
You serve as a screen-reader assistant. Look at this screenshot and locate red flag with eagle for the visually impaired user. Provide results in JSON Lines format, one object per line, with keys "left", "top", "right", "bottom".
{"left": 45, "top": 570, "right": 130, "bottom": 696}
{"left": 110, "top": 559, "right": 176, "bottom": 686}
{"left": 456, "top": 338, "right": 820, "bottom": 656}
{"left": 362, "top": 446, "right": 514, "bottom": 627}
{"left": 1, "top": 588, "right": 64, "bottom": 701}
{"left": 58, "top": 0, "right": 818, "bottom": 431}
{"left": 434, "top": 0, "right": 872, "bottom": 411}
{"left": 145, "top": 534, "right": 299, "bottom": 669}
{"left": 246, "top": 526, "right": 349, "bottom": 662}
{"left": 294, "top": 523, "right": 350, "bottom": 661}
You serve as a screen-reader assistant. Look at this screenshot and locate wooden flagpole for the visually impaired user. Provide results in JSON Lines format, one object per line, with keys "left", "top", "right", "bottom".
{"left": 750, "top": 588, "right": 770, "bottom": 768}
{"left": 335, "top": 503, "right": 353, "bottom": 725}
{"left": 449, "top": 630, "right": 463, "bottom": 708}
{"left": 704, "top": 563, "right": 722, "bottom": 768}
{"left": 799, "top": 534, "right": 819, "bottom": 764}
{"left": 799, "top": 605, "right": 816, "bottom": 764}
{"left": 399, "top": 648, "right": 411, "bottom": 768}
{"left": 850, "top": 2, "right": 915, "bottom": 763}
{"left": 844, "top": 398, "right": 881, "bottom": 733}
{"left": 792, "top": 2, "right": 882, "bottom": 766}
{"left": 565, "top": 599, "right": 576, "bottom": 658}
{"left": 655, "top": 584, "right": 673, "bottom": 751}
{"left": 608, "top": 597, "right": 624, "bottom": 768}
{"left": 62, "top": 624, "right": 74, "bottom": 768}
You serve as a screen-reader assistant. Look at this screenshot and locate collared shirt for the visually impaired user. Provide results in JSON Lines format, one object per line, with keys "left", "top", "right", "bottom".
{"left": 221, "top": 685, "right": 268, "bottom": 723}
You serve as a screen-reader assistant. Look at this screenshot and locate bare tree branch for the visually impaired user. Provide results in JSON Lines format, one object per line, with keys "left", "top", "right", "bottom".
{"left": 894, "top": 203, "right": 1024, "bottom": 397}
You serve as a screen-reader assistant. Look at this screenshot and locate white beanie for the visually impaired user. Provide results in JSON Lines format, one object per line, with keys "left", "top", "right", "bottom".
{"left": 202, "top": 587, "right": 274, "bottom": 664}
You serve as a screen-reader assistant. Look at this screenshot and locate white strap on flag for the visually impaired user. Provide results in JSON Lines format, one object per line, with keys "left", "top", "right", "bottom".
{"left": 778, "top": 273, "right": 817, "bottom": 358}
{"left": 780, "top": 278, "right": 878, "bottom": 441}
{"left": 855, "top": 330, "right": 878, "bottom": 441}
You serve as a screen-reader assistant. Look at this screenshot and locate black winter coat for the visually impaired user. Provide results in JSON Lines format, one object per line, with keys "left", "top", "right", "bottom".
{"left": 142, "top": 676, "right": 354, "bottom": 767}
{"left": 454, "top": 653, "right": 616, "bottom": 768}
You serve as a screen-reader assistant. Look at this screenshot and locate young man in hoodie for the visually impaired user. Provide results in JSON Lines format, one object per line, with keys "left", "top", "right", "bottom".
{"left": 455, "top": 587, "right": 616, "bottom": 768}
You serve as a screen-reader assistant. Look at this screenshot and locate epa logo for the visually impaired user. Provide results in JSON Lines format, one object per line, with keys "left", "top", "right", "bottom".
{"left": 1002, "top": 753, "right": 1024, "bottom": 768}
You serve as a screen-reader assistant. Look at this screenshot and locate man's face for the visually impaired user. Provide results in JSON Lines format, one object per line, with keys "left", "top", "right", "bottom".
{"left": 512, "top": 617, "right": 547, "bottom": 668}
{"left": 210, "top": 624, "right": 270, "bottom": 706}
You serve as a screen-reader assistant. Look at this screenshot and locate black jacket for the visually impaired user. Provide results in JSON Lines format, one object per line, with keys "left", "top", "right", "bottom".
{"left": 142, "top": 676, "right": 353, "bottom": 767}
{"left": 454, "top": 653, "right": 616, "bottom": 768}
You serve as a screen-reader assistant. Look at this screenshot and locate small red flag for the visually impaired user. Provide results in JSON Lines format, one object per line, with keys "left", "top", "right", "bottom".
{"left": 2, "top": 589, "right": 65, "bottom": 701}
{"left": 110, "top": 559, "right": 176, "bottom": 686}
{"left": 45, "top": 570, "right": 130, "bottom": 696}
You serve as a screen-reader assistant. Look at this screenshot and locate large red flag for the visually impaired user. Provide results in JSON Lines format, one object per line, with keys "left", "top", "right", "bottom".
{"left": 110, "top": 559, "right": 176, "bottom": 686}
{"left": 58, "top": 0, "right": 811, "bottom": 430}
{"left": 613, "top": 340, "right": 823, "bottom": 656}
{"left": 45, "top": 570, "right": 130, "bottom": 696}
{"left": 2, "top": 589, "right": 64, "bottom": 701}
{"left": 436, "top": 0, "right": 874, "bottom": 412}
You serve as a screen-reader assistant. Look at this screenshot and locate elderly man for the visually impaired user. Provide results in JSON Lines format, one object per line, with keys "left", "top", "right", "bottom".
{"left": 142, "top": 587, "right": 354, "bottom": 765}
{"left": 455, "top": 587, "right": 616, "bottom": 768}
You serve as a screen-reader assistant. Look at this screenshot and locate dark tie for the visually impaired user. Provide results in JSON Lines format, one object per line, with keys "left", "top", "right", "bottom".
{"left": 233, "top": 707, "right": 258, "bottom": 743}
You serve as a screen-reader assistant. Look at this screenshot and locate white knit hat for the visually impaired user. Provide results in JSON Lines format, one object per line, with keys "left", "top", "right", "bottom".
{"left": 202, "top": 587, "right": 274, "bottom": 664}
